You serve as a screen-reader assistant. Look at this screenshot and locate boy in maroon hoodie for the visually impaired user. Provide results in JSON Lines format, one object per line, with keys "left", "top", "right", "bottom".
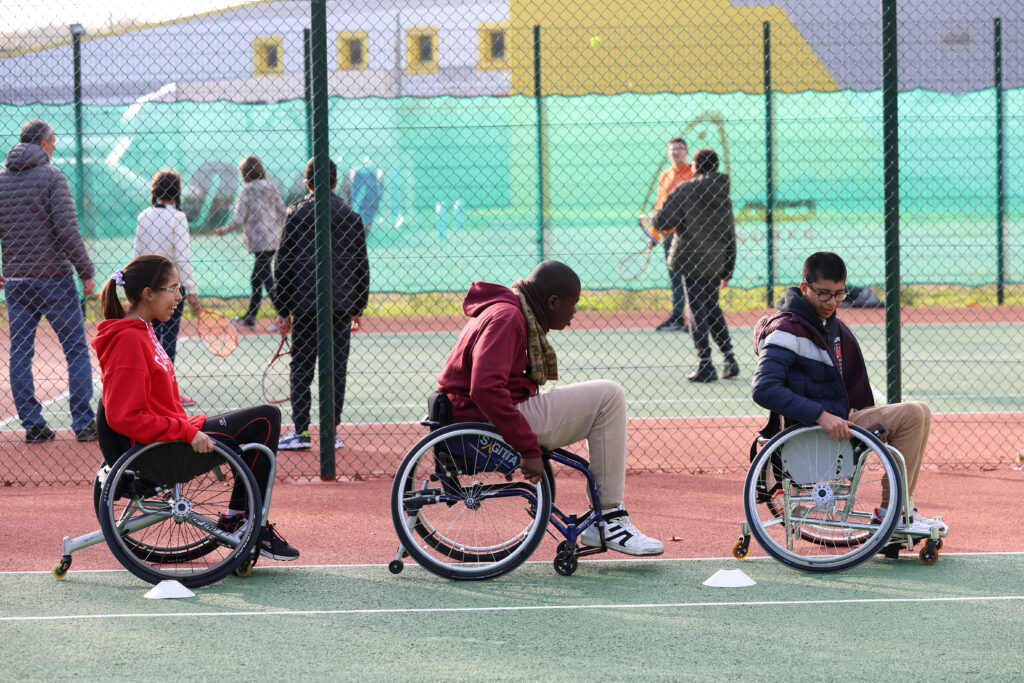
{"left": 93, "top": 254, "right": 299, "bottom": 561}
{"left": 438, "top": 261, "right": 663, "bottom": 556}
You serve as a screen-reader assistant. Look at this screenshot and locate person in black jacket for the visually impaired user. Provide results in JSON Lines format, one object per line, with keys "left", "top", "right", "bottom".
{"left": 274, "top": 158, "right": 370, "bottom": 450}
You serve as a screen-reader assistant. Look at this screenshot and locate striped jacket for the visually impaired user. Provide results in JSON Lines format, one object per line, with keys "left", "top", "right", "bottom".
{"left": 751, "top": 287, "right": 873, "bottom": 425}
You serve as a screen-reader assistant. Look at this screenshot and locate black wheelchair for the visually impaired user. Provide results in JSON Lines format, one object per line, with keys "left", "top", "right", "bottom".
{"left": 52, "top": 402, "right": 276, "bottom": 587}
{"left": 388, "top": 392, "right": 615, "bottom": 580}
{"left": 734, "top": 422, "right": 948, "bottom": 573}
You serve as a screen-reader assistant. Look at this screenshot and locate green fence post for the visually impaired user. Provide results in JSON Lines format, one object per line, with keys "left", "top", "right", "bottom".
{"left": 995, "top": 17, "right": 1005, "bottom": 306}
{"left": 70, "top": 24, "right": 87, "bottom": 238}
{"left": 304, "top": 27, "right": 313, "bottom": 162}
{"left": 533, "top": 25, "right": 547, "bottom": 264}
{"left": 763, "top": 21, "right": 775, "bottom": 307}
{"left": 310, "top": 0, "right": 335, "bottom": 480}
{"left": 882, "top": 0, "right": 901, "bottom": 403}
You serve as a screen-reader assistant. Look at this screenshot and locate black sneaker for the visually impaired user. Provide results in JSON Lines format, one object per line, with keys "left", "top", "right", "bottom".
{"left": 75, "top": 420, "right": 99, "bottom": 442}
{"left": 233, "top": 316, "right": 255, "bottom": 329}
{"left": 217, "top": 513, "right": 247, "bottom": 534}
{"left": 687, "top": 363, "right": 718, "bottom": 382}
{"left": 25, "top": 424, "right": 56, "bottom": 444}
{"left": 655, "top": 318, "right": 689, "bottom": 332}
{"left": 722, "top": 359, "right": 740, "bottom": 380}
{"left": 258, "top": 523, "right": 300, "bottom": 561}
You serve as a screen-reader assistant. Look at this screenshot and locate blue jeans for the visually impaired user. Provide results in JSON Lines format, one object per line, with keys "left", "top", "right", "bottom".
{"left": 662, "top": 235, "right": 686, "bottom": 322}
{"left": 151, "top": 297, "right": 184, "bottom": 362}
{"left": 6, "top": 275, "right": 95, "bottom": 430}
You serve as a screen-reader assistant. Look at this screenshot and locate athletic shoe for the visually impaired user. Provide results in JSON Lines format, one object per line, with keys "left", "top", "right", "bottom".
{"left": 722, "top": 358, "right": 740, "bottom": 380}
{"left": 334, "top": 435, "right": 344, "bottom": 449}
{"left": 579, "top": 506, "right": 665, "bottom": 556}
{"left": 874, "top": 507, "right": 944, "bottom": 533}
{"left": 233, "top": 316, "right": 255, "bottom": 329}
{"left": 25, "top": 424, "right": 56, "bottom": 444}
{"left": 74, "top": 420, "right": 99, "bottom": 442}
{"left": 267, "top": 323, "right": 280, "bottom": 333}
{"left": 655, "top": 318, "right": 688, "bottom": 332}
{"left": 279, "top": 431, "right": 311, "bottom": 450}
{"left": 258, "top": 523, "right": 300, "bottom": 561}
{"left": 217, "top": 512, "right": 247, "bottom": 534}
{"left": 180, "top": 394, "right": 197, "bottom": 408}
{"left": 686, "top": 363, "right": 718, "bottom": 383}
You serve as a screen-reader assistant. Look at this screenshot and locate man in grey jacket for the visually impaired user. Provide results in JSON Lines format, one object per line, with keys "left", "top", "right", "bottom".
{"left": 0, "top": 120, "right": 97, "bottom": 443}
{"left": 653, "top": 148, "right": 739, "bottom": 383}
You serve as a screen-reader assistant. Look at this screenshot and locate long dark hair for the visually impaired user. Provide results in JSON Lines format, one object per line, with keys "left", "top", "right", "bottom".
{"left": 150, "top": 169, "right": 182, "bottom": 209}
{"left": 100, "top": 254, "right": 177, "bottom": 320}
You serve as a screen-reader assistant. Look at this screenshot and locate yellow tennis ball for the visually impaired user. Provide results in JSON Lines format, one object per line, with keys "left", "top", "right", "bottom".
{"left": 590, "top": 36, "right": 602, "bottom": 48}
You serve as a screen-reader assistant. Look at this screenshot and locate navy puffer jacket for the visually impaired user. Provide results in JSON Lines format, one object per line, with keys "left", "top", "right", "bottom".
{"left": 751, "top": 287, "right": 873, "bottom": 425}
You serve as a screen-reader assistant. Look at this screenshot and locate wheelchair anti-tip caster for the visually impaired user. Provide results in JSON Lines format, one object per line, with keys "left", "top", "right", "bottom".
{"left": 733, "top": 536, "right": 751, "bottom": 559}
{"left": 389, "top": 560, "right": 404, "bottom": 574}
{"left": 553, "top": 551, "right": 578, "bottom": 576}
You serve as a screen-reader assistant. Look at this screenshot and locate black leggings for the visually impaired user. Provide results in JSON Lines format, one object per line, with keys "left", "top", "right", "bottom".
{"left": 202, "top": 404, "right": 281, "bottom": 512}
{"left": 244, "top": 250, "right": 275, "bottom": 320}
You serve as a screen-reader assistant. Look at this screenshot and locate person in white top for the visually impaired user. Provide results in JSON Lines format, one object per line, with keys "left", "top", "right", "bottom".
{"left": 133, "top": 169, "right": 201, "bottom": 406}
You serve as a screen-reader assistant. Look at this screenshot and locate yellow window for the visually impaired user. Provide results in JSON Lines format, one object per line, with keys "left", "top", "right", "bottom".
{"left": 406, "top": 26, "right": 439, "bottom": 75}
{"left": 253, "top": 35, "right": 284, "bottom": 76}
{"left": 477, "top": 22, "right": 509, "bottom": 71}
{"left": 337, "top": 31, "right": 369, "bottom": 70}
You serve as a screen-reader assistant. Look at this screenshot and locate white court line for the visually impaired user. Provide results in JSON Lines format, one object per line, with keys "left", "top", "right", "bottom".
{"left": 3, "top": 594, "right": 1024, "bottom": 623}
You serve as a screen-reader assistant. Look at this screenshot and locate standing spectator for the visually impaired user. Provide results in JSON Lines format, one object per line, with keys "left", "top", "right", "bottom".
{"left": 649, "top": 137, "right": 692, "bottom": 332}
{"left": 133, "top": 169, "right": 201, "bottom": 407}
{"left": 0, "top": 119, "right": 97, "bottom": 443}
{"left": 344, "top": 162, "right": 384, "bottom": 231}
{"left": 654, "top": 148, "right": 739, "bottom": 383}
{"left": 216, "top": 155, "right": 286, "bottom": 328}
{"left": 274, "top": 158, "right": 369, "bottom": 450}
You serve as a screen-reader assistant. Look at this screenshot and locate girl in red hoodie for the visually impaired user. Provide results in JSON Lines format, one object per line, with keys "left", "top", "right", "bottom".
{"left": 92, "top": 254, "right": 299, "bottom": 561}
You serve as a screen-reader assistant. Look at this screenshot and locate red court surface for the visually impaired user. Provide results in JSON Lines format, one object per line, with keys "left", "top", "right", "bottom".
{"left": 4, "top": 468, "right": 1022, "bottom": 574}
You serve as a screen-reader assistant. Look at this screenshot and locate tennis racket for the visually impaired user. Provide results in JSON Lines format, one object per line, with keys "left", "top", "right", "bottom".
{"left": 197, "top": 308, "right": 238, "bottom": 357}
{"left": 261, "top": 336, "right": 291, "bottom": 404}
{"left": 617, "top": 216, "right": 665, "bottom": 282}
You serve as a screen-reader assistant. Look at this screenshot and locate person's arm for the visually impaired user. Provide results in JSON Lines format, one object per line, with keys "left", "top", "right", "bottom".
{"left": 751, "top": 343, "right": 829, "bottom": 427}
{"left": 218, "top": 185, "right": 249, "bottom": 235}
{"left": 273, "top": 205, "right": 300, "bottom": 320}
{"left": 49, "top": 169, "right": 95, "bottom": 281}
{"left": 102, "top": 338, "right": 201, "bottom": 444}
{"left": 467, "top": 316, "right": 543, "bottom": 462}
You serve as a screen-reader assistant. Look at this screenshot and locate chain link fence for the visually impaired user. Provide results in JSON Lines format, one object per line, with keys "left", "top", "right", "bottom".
{"left": 1, "top": 0, "right": 1022, "bottom": 485}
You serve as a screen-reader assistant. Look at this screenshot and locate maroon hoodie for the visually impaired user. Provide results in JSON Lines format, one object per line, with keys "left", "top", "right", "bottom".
{"left": 437, "top": 282, "right": 542, "bottom": 460}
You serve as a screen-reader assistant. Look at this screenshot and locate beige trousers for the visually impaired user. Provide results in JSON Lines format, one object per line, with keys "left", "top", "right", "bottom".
{"left": 848, "top": 401, "right": 931, "bottom": 496}
{"left": 516, "top": 380, "right": 628, "bottom": 507}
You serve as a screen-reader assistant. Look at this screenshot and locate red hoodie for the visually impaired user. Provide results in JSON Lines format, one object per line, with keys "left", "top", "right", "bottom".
{"left": 437, "top": 282, "right": 542, "bottom": 460}
{"left": 91, "top": 318, "right": 206, "bottom": 445}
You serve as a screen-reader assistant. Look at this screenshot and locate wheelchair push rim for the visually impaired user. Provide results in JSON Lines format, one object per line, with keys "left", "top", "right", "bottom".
{"left": 391, "top": 423, "right": 552, "bottom": 580}
{"left": 98, "top": 441, "right": 262, "bottom": 587}
{"left": 744, "top": 425, "right": 903, "bottom": 572}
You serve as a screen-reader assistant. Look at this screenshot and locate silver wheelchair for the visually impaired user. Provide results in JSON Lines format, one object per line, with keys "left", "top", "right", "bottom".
{"left": 52, "top": 402, "right": 276, "bottom": 587}
{"left": 733, "top": 423, "right": 948, "bottom": 572}
{"left": 388, "top": 393, "right": 616, "bottom": 580}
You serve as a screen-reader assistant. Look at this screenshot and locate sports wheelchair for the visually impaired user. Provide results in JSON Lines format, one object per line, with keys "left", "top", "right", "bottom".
{"left": 52, "top": 402, "right": 276, "bottom": 587}
{"left": 388, "top": 392, "right": 615, "bottom": 580}
{"left": 733, "top": 423, "right": 948, "bottom": 573}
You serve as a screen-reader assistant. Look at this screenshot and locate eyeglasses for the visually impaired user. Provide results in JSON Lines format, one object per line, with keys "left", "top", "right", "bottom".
{"left": 805, "top": 283, "right": 849, "bottom": 303}
{"left": 154, "top": 285, "right": 185, "bottom": 296}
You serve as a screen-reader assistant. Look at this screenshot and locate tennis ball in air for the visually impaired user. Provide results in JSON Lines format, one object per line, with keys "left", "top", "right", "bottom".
{"left": 590, "top": 36, "right": 602, "bottom": 48}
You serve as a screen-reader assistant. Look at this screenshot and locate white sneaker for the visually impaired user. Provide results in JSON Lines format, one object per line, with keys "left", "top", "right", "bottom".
{"left": 334, "top": 435, "right": 344, "bottom": 449}
{"left": 279, "top": 431, "right": 311, "bottom": 450}
{"left": 579, "top": 506, "right": 664, "bottom": 556}
{"left": 876, "top": 507, "right": 946, "bottom": 533}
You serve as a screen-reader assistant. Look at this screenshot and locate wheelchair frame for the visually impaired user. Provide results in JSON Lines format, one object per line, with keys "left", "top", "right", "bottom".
{"left": 389, "top": 417, "right": 614, "bottom": 580}
{"left": 53, "top": 442, "right": 277, "bottom": 587}
{"left": 734, "top": 424, "right": 947, "bottom": 572}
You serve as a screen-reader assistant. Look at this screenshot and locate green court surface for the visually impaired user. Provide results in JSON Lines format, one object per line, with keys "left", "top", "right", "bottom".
{"left": 3, "top": 554, "right": 1023, "bottom": 680}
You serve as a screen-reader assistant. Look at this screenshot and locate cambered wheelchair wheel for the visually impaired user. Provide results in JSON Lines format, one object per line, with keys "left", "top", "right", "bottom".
{"left": 744, "top": 425, "right": 903, "bottom": 573}
{"left": 391, "top": 423, "right": 552, "bottom": 580}
{"left": 98, "top": 441, "right": 262, "bottom": 587}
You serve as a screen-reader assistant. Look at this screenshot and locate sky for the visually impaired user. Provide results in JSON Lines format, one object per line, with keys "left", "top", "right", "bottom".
{"left": 2, "top": 0, "right": 261, "bottom": 33}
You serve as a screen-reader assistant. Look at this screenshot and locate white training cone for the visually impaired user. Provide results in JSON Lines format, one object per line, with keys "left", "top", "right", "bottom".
{"left": 703, "top": 568, "right": 756, "bottom": 588}
{"left": 144, "top": 580, "right": 196, "bottom": 599}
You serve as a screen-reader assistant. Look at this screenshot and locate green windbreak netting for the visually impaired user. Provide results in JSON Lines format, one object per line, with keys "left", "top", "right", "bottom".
{"left": 2, "top": 89, "right": 1021, "bottom": 296}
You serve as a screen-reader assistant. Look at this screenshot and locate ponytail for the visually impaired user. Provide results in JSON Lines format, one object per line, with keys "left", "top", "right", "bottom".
{"left": 101, "top": 254, "right": 176, "bottom": 320}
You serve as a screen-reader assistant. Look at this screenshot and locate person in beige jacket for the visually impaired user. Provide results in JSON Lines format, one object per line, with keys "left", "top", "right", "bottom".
{"left": 216, "top": 156, "right": 286, "bottom": 328}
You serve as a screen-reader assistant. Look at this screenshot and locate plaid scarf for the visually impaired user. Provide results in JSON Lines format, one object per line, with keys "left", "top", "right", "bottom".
{"left": 511, "top": 281, "right": 558, "bottom": 386}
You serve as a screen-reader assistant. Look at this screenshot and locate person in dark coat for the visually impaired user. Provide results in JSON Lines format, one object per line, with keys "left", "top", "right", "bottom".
{"left": 274, "top": 158, "right": 370, "bottom": 450}
{"left": 654, "top": 147, "right": 738, "bottom": 382}
{"left": 0, "top": 119, "right": 97, "bottom": 443}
